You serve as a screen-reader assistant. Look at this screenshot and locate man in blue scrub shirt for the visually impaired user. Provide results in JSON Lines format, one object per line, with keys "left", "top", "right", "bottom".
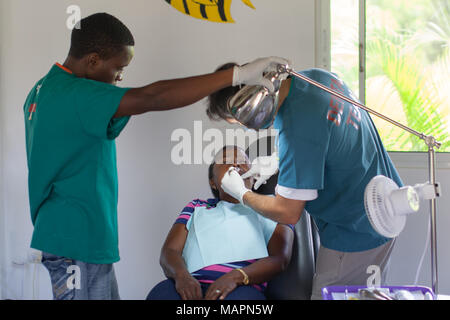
{"left": 208, "top": 65, "right": 403, "bottom": 300}
{"left": 23, "top": 12, "right": 288, "bottom": 300}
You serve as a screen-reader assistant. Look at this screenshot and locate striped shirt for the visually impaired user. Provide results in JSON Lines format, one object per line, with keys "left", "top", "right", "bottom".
{"left": 175, "top": 198, "right": 267, "bottom": 291}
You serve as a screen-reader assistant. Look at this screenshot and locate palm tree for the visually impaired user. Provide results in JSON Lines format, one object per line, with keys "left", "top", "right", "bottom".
{"left": 366, "top": 32, "right": 450, "bottom": 152}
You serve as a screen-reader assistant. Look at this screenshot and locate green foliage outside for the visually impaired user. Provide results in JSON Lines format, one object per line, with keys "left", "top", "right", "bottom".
{"left": 331, "top": 0, "right": 449, "bottom": 152}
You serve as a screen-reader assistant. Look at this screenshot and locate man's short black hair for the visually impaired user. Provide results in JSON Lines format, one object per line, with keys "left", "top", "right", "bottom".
{"left": 206, "top": 62, "right": 241, "bottom": 121}
{"left": 69, "top": 12, "right": 135, "bottom": 60}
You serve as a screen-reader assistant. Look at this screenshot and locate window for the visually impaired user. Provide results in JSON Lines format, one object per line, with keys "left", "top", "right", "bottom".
{"left": 330, "top": 0, "right": 449, "bottom": 152}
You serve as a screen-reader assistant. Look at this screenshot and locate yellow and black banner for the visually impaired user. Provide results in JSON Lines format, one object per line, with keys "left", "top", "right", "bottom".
{"left": 165, "top": 0, "right": 255, "bottom": 23}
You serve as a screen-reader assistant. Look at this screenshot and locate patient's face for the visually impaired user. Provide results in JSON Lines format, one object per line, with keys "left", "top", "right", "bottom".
{"left": 211, "top": 147, "right": 253, "bottom": 203}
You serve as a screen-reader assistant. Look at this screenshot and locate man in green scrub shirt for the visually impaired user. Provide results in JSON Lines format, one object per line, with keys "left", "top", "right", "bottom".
{"left": 23, "top": 12, "right": 288, "bottom": 300}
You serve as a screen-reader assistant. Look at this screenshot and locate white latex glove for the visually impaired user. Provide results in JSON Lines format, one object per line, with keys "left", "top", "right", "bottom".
{"left": 241, "top": 152, "right": 279, "bottom": 190}
{"left": 221, "top": 167, "right": 251, "bottom": 204}
{"left": 233, "top": 56, "right": 291, "bottom": 93}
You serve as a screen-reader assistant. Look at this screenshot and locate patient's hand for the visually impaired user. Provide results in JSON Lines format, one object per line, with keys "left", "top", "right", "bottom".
{"left": 175, "top": 274, "right": 203, "bottom": 300}
{"left": 204, "top": 269, "right": 243, "bottom": 300}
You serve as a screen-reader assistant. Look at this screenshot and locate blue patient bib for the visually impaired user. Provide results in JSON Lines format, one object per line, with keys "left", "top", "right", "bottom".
{"left": 182, "top": 201, "right": 277, "bottom": 273}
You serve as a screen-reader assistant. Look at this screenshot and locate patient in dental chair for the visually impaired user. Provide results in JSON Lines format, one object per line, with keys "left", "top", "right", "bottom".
{"left": 146, "top": 146, "right": 294, "bottom": 300}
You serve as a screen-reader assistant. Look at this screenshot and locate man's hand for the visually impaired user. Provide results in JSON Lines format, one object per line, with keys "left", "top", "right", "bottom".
{"left": 233, "top": 57, "right": 291, "bottom": 93}
{"left": 221, "top": 167, "right": 251, "bottom": 204}
{"left": 241, "top": 152, "right": 279, "bottom": 190}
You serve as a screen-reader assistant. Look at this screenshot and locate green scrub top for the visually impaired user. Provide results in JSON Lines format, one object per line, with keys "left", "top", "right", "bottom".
{"left": 23, "top": 63, "right": 131, "bottom": 264}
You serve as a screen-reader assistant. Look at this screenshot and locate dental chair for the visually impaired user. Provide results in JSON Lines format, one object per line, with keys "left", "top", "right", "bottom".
{"left": 247, "top": 139, "right": 320, "bottom": 300}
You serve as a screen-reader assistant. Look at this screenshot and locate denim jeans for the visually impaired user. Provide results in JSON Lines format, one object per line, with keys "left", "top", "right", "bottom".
{"left": 41, "top": 252, "right": 120, "bottom": 300}
{"left": 146, "top": 278, "right": 267, "bottom": 300}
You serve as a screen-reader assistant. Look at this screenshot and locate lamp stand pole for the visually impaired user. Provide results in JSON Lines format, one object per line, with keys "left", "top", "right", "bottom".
{"left": 281, "top": 66, "right": 441, "bottom": 295}
{"left": 428, "top": 145, "right": 438, "bottom": 294}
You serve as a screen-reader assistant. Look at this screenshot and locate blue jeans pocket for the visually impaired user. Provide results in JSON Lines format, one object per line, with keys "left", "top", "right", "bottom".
{"left": 41, "top": 252, "right": 76, "bottom": 300}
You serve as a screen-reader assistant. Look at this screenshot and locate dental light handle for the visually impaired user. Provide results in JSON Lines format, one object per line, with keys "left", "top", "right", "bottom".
{"left": 278, "top": 64, "right": 441, "bottom": 295}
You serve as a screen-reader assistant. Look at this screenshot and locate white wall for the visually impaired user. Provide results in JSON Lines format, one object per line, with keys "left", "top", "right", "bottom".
{"left": 0, "top": 0, "right": 316, "bottom": 299}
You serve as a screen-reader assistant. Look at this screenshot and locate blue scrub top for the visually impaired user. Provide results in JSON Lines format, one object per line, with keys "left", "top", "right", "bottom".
{"left": 274, "top": 68, "right": 403, "bottom": 252}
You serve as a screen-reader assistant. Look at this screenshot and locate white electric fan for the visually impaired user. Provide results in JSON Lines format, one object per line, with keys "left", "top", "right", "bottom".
{"left": 364, "top": 175, "right": 440, "bottom": 299}
{"left": 364, "top": 176, "right": 414, "bottom": 238}
{"left": 364, "top": 175, "right": 439, "bottom": 238}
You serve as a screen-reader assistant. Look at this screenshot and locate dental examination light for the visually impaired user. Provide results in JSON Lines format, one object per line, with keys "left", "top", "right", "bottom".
{"left": 228, "top": 63, "right": 442, "bottom": 294}
{"left": 228, "top": 71, "right": 282, "bottom": 130}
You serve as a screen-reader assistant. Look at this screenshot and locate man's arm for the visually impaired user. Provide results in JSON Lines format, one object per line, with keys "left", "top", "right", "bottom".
{"left": 221, "top": 168, "right": 306, "bottom": 225}
{"left": 243, "top": 192, "right": 306, "bottom": 225}
{"left": 113, "top": 56, "right": 290, "bottom": 117}
{"left": 114, "top": 69, "right": 233, "bottom": 117}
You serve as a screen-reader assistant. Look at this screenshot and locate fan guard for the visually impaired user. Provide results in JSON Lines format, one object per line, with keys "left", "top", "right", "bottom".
{"left": 364, "top": 175, "right": 408, "bottom": 238}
